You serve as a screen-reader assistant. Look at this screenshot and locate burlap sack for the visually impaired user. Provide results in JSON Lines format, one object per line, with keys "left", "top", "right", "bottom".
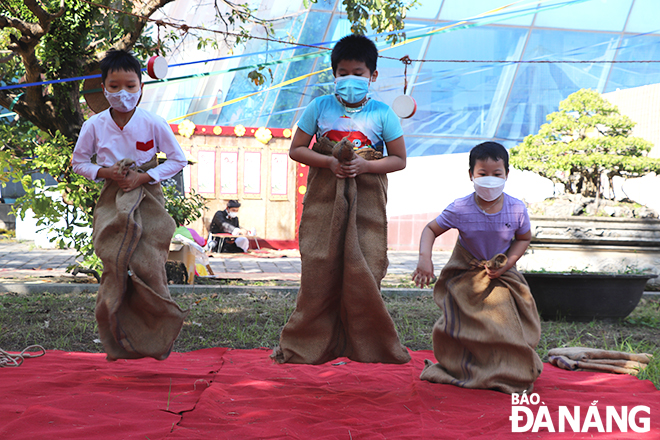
{"left": 548, "top": 347, "right": 652, "bottom": 375}
{"left": 271, "top": 143, "right": 410, "bottom": 365}
{"left": 420, "top": 242, "right": 543, "bottom": 394}
{"left": 93, "top": 159, "right": 188, "bottom": 361}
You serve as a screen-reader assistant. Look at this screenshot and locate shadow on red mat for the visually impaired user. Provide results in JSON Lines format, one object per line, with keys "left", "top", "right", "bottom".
{"left": 1, "top": 348, "right": 658, "bottom": 439}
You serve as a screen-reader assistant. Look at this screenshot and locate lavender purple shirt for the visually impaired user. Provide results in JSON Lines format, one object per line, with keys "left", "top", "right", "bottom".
{"left": 435, "top": 193, "right": 531, "bottom": 261}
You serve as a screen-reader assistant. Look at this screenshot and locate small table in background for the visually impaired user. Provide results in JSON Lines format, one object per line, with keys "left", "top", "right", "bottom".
{"left": 209, "top": 233, "right": 260, "bottom": 252}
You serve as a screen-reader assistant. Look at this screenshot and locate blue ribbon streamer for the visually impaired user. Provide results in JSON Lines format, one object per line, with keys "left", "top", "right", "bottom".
{"left": 0, "top": 0, "right": 654, "bottom": 95}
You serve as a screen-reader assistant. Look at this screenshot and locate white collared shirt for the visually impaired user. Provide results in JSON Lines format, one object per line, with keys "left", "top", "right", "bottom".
{"left": 72, "top": 108, "right": 186, "bottom": 183}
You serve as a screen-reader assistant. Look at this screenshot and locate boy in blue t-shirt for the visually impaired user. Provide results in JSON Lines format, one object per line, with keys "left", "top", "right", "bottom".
{"left": 271, "top": 34, "right": 411, "bottom": 365}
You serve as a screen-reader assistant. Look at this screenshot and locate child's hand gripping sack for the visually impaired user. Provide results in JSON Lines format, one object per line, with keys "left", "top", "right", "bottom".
{"left": 332, "top": 137, "right": 356, "bottom": 163}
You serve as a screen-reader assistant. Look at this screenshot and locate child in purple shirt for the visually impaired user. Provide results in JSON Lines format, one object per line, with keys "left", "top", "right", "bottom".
{"left": 414, "top": 142, "right": 531, "bottom": 282}
{"left": 412, "top": 142, "right": 543, "bottom": 394}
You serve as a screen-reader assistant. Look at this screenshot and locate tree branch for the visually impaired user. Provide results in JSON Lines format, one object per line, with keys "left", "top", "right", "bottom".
{"left": 113, "top": 0, "right": 176, "bottom": 52}
{"left": 0, "top": 51, "right": 16, "bottom": 63}
{"left": 0, "top": 0, "right": 65, "bottom": 40}
{"left": 0, "top": 92, "right": 20, "bottom": 114}
{"left": 223, "top": 0, "right": 285, "bottom": 25}
{"left": 0, "top": 13, "right": 42, "bottom": 37}
{"left": 23, "top": 0, "right": 65, "bottom": 29}
{"left": 0, "top": 0, "right": 66, "bottom": 126}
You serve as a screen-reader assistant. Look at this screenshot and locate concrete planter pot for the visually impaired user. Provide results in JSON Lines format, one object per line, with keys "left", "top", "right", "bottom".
{"left": 522, "top": 272, "right": 657, "bottom": 321}
{"left": 519, "top": 216, "right": 660, "bottom": 289}
{"left": 528, "top": 216, "right": 660, "bottom": 246}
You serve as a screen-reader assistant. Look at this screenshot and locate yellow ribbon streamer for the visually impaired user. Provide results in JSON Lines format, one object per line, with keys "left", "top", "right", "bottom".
{"left": 168, "top": 67, "right": 332, "bottom": 123}
{"left": 167, "top": 0, "right": 565, "bottom": 123}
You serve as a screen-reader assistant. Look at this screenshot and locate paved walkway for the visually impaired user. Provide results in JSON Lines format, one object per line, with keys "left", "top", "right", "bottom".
{"left": 0, "top": 239, "right": 451, "bottom": 283}
{"left": 2, "top": 239, "right": 657, "bottom": 299}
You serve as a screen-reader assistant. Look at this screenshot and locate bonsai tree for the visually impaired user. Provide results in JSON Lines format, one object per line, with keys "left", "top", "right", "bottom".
{"left": 510, "top": 89, "right": 660, "bottom": 201}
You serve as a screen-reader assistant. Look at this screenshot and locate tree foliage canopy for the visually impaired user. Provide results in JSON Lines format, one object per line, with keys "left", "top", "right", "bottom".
{"left": 334, "top": 0, "right": 418, "bottom": 44}
{"left": 0, "top": 0, "right": 165, "bottom": 138}
{"left": 510, "top": 89, "right": 660, "bottom": 199}
{"left": 0, "top": 0, "right": 170, "bottom": 268}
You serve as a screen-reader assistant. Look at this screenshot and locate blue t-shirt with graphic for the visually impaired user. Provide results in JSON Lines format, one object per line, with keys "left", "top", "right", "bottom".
{"left": 297, "top": 95, "right": 403, "bottom": 154}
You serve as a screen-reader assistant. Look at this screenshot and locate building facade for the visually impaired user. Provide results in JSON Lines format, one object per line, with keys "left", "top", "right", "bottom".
{"left": 145, "top": 0, "right": 660, "bottom": 249}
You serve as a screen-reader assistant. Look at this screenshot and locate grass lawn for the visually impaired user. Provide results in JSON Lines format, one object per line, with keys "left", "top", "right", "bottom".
{"left": 1, "top": 290, "right": 658, "bottom": 388}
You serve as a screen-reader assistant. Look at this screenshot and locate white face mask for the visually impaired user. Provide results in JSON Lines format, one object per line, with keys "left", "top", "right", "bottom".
{"left": 472, "top": 176, "right": 506, "bottom": 202}
{"left": 103, "top": 88, "right": 141, "bottom": 113}
{"left": 227, "top": 211, "right": 238, "bottom": 218}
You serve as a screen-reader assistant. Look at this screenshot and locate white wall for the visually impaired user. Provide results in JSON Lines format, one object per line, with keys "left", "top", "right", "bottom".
{"left": 15, "top": 189, "right": 93, "bottom": 249}
{"left": 387, "top": 153, "right": 556, "bottom": 217}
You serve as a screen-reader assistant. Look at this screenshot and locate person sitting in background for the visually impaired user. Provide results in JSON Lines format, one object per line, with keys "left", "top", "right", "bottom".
{"left": 209, "top": 200, "right": 249, "bottom": 253}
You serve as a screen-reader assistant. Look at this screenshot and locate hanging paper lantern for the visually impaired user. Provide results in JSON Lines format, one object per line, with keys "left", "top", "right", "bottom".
{"left": 147, "top": 56, "right": 168, "bottom": 79}
{"left": 392, "top": 95, "right": 417, "bottom": 119}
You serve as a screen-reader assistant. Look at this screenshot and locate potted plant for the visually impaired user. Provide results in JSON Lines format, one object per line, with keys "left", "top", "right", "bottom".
{"left": 522, "top": 269, "right": 657, "bottom": 321}
{"left": 509, "top": 89, "right": 660, "bottom": 319}
{"left": 510, "top": 88, "right": 660, "bottom": 201}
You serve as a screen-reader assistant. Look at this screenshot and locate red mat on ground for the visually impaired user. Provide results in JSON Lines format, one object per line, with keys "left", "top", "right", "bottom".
{"left": 1, "top": 348, "right": 657, "bottom": 439}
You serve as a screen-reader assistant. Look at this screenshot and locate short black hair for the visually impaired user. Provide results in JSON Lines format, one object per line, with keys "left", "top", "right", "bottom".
{"left": 469, "top": 142, "right": 509, "bottom": 173}
{"left": 331, "top": 34, "right": 378, "bottom": 75}
{"left": 100, "top": 49, "right": 142, "bottom": 83}
{"left": 227, "top": 200, "right": 241, "bottom": 209}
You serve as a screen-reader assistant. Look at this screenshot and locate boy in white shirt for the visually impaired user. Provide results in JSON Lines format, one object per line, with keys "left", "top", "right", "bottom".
{"left": 72, "top": 50, "right": 186, "bottom": 187}
{"left": 72, "top": 49, "right": 188, "bottom": 361}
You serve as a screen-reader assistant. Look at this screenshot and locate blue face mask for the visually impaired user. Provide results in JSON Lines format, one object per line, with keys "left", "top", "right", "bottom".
{"left": 334, "top": 75, "right": 370, "bottom": 104}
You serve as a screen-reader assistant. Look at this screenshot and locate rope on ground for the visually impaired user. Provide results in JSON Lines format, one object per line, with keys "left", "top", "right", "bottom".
{"left": 0, "top": 345, "right": 46, "bottom": 367}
